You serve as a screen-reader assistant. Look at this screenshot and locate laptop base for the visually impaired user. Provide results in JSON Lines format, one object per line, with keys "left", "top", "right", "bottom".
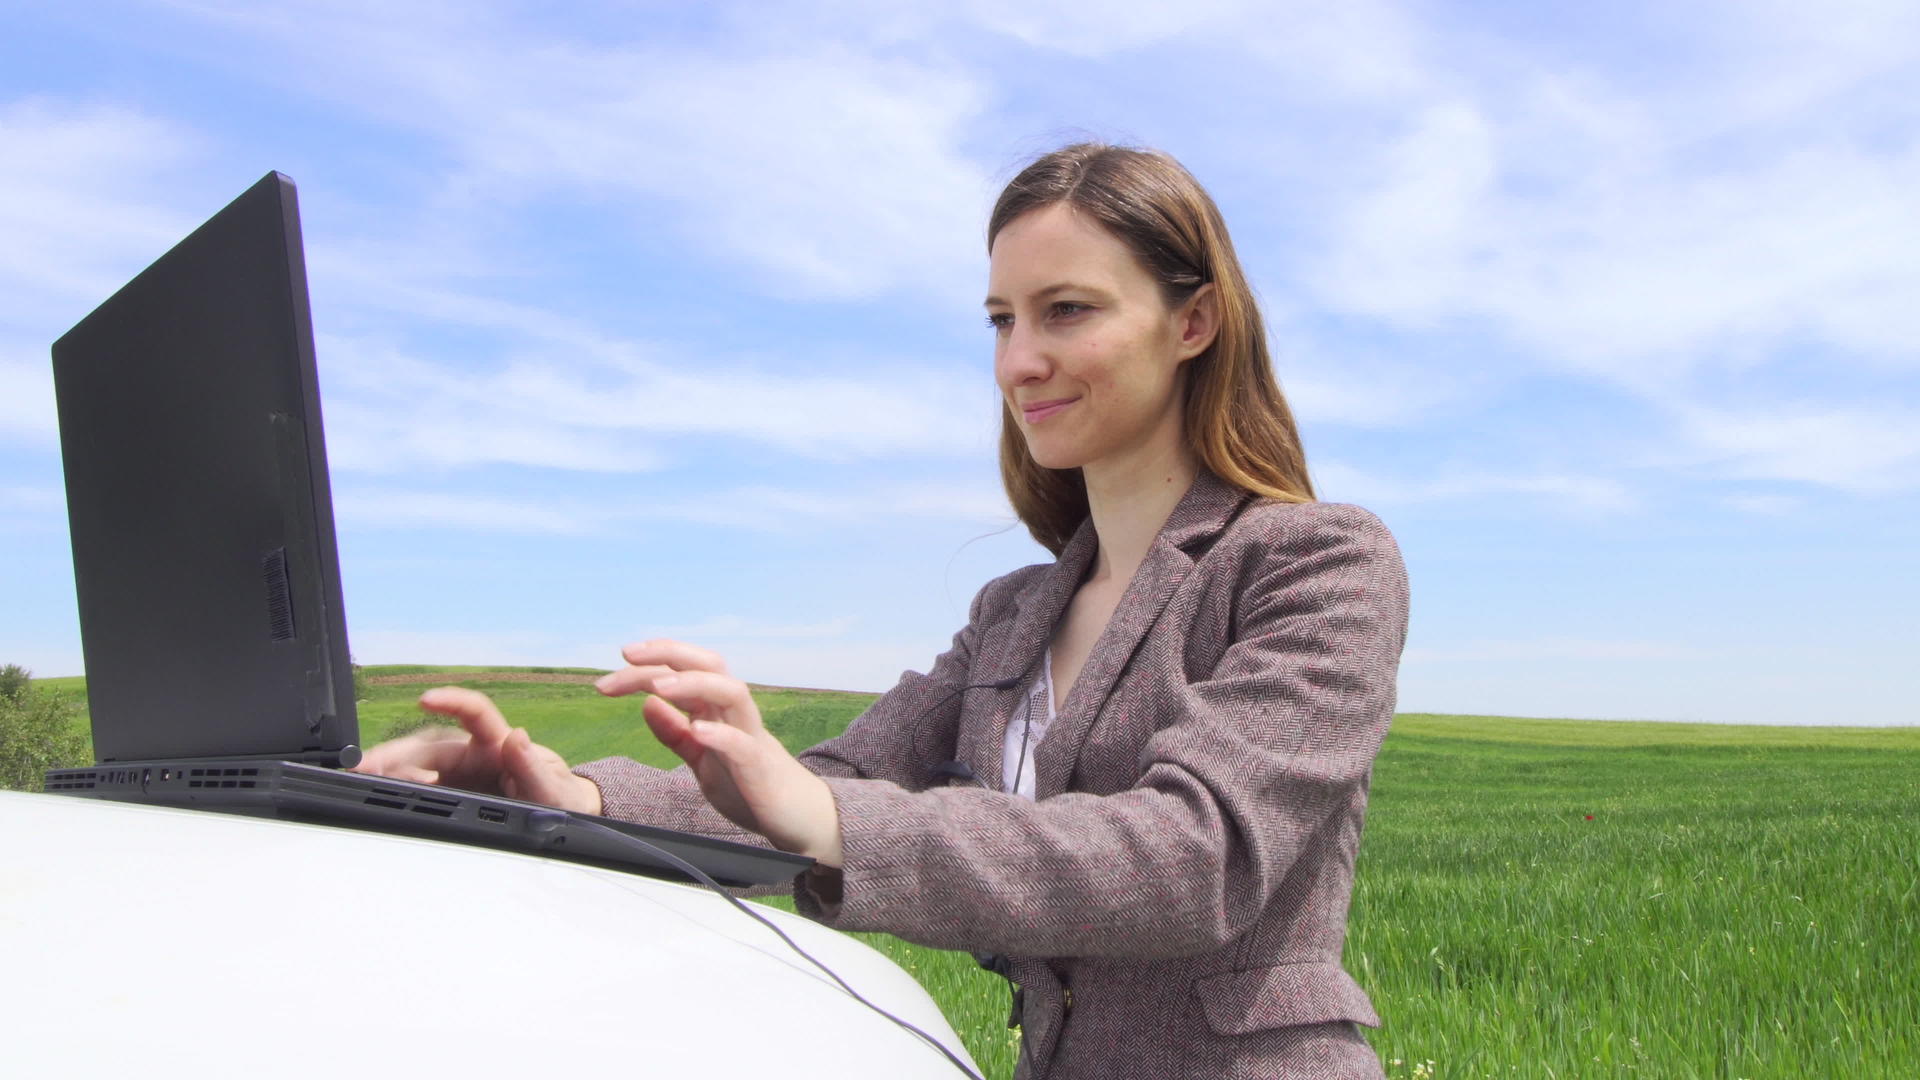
{"left": 45, "top": 761, "right": 812, "bottom": 889}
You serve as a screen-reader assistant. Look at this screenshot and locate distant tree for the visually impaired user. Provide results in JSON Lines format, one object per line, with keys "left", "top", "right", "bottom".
{"left": 0, "top": 664, "right": 91, "bottom": 791}
{"left": 0, "top": 663, "right": 27, "bottom": 704}
{"left": 351, "top": 653, "right": 369, "bottom": 703}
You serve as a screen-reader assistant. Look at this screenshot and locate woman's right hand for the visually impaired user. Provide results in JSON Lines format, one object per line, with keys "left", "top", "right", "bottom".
{"left": 352, "top": 687, "right": 603, "bottom": 815}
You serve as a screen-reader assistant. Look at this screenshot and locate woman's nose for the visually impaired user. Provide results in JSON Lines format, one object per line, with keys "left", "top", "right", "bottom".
{"left": 996, "top": 323, "right": 1049, "bottom": 385}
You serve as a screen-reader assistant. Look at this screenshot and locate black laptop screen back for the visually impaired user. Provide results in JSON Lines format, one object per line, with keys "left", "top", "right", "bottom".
{"left": 51, "top": 172, "right": 355, "bottom": 763}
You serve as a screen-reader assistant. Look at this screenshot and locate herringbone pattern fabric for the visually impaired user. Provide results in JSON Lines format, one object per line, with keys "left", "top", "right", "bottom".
{"left": 577, "top": 470, "right": 1408, "bottom": 1079}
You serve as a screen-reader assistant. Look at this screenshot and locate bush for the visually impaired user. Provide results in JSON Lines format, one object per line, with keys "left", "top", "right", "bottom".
{"left": 351, "top": 653, "right": 369, "bottom": 703}
{"left": 379, "top": 711, "right": 452, "bottom": 742}
{"left": 0, "top": 664, "right": 91, "bottom": 792}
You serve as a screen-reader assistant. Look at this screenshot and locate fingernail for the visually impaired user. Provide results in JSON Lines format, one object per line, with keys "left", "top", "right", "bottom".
{"left": 593, "top": 675, "right": 613, "bottom": 692}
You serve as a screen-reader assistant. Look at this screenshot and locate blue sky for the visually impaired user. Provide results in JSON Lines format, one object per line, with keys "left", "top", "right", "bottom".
{"left": 2, "top": 1, "right": 1915, "bottom": 725}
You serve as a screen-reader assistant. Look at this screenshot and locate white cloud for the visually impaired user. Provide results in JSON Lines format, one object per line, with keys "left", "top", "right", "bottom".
{"left": 1277, "top": 9, "right": 1920, "bottom": 506}
{"left": 1668, "top": 400, "right": 1920, "bottom": 494}
{"left": 334, "top": 490, "right": 599, "bottom": 535}
{"left": 159, "top": 1, "right": 996, "bottom": 303}
{"left": 958, "top": 0, "right": 1256, "bottom": 58}
{"left": 1691, "top": 0, "right": 1920, "bottom": 131}
{"left": 0, "top": 98, "right": 206, "bottom": 447}
{"left": 1270, "top": 320, "right": 1486, "bottom": 429}
{"left": 0, "top": 98, "right": 199, "bottom": 319}
{"left": 645, "top": 482, "right": 1014, "bottom": 533}
{"left": 1314, "top": 98, "right": 1920, "bottom": 384}
{"left": 333, "top": 478, "right": 1012, "bottom": 538}
{"left": 1315, "top": 459, "right": 1638, "bottom": 515}
{"left": 0, "top": 353, "right": 58, "bottom": 447}
{"left": 315, "top": 327, "right": 994, "bottom": 475}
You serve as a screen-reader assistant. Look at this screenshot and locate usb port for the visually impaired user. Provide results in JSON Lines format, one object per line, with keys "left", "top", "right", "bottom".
{"left": 477, "top": 806, "right": 508, "bottom": 825}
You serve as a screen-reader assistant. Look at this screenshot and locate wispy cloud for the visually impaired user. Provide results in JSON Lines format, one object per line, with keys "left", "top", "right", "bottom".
{"left": 0, "top": 97, "right": 201, "bottom": 317}
{"left": 0, "top": 352, "right": 58, "bottom": 447}
{"left": 316, "top": 330, "right": 995, "bottom": 475}
{"left": 0, "top": 98, "right": 207, "bottom": 448}
{"left": 335, "top": 479, "right": 1013, "bottom": 537}
{"left": 1312, "top": 98, "right": 1920, "bottom": 384}
{"left": 156, "top": 0, "right": 996, "bottom": 303}
{"left": 1667, "top": 400, "right": 1920, "bottom": 495}
{"left": 1315, "top": 459, "right": 1638, "bottom": 515}
{"left": 634, "top": 482, "right": 1014, "bottom": 533}
{"left": 334, "top": 490, "right": 600, "bottom": 536}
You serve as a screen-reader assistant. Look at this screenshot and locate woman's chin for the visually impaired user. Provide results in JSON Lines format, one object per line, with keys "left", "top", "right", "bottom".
{"left": 1024, "top": 443, "right": 1087, "bottom": 472}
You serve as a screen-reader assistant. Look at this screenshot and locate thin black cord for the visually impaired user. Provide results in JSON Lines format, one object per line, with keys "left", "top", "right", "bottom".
{"left": 910, "top": 660, "right": 1049, "bottom": 1080}
{"left": 549, "top": 813, "right": 986, "bottom": 1080}
{"left": 563, "top": 662, "right": 1044, "bottom": 1079}
{"left": 911, "top": 658, "right": 1040, "bottom": 788}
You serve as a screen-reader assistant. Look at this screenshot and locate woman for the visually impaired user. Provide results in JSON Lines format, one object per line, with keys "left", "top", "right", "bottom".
{"left": 359, "top": 142, "right": 1409, "bottom": 1079}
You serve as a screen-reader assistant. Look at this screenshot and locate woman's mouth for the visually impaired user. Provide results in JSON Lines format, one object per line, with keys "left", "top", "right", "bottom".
{"left": 1021, "top": 397, "right": 1078, "bottom": 423}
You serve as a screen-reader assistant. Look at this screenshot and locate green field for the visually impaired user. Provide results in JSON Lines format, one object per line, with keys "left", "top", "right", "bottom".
{"left": 33, "top": 667, "right": 1920, "bottom": 1078}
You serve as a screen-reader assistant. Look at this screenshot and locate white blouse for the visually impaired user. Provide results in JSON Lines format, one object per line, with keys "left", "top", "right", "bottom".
{"left": 1001, "top": 649, "right": 1056, "bottom": 800}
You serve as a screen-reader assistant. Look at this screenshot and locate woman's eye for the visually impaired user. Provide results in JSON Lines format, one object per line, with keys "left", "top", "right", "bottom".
{"left": 986, "top": 313, "right": 1012, "bottom": 331}
{"left": 1051, "top": 302, "right": 1087, "bottom": 318}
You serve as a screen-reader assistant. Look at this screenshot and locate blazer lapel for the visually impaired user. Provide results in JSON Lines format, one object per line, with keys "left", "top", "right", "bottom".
{"left": 957, "top": 521, "right": 1097, "bottom": 788}
{"left": 1032, "top": 471, "right": 1252, "bottom": 801}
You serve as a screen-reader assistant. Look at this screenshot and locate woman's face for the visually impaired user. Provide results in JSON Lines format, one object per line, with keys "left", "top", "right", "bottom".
{"left": 986, "top": 203, "right": 1216, "bottom": 477}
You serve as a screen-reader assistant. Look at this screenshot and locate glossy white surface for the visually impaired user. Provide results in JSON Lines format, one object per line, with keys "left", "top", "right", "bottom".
{"left": 1, "top": 789, "right": 978, "bottom": 1079}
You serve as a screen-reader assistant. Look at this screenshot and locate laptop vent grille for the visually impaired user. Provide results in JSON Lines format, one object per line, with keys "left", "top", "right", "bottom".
{"left": 262, "top": 547, "right": 296, "bottom": 642}
{"left": 46, "top": 771, "right": 100, "bottom": 791}
{"left": 364, "top": 786, "right": 461, "bottom": 818}
{"left": 188, "top": 766, "right": 261, "bottom": 789}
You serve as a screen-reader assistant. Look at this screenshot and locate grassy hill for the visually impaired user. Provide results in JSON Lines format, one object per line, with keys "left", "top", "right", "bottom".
{"left": 31, "top": 666, "right": 1920, "bottom": 1078}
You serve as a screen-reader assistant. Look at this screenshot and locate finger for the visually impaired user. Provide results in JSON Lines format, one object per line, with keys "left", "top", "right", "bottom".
{"left": 619, "top": 639, "right": 731, "bottom": 676}
{"left": 641, "top": 693, "right": 705, "bottom": 762}
{"left": 500, "top": 727, "right": 578, "bottom": 808}
{"left": 418, "top": 687, "right": 513, "bottom": 747}
{"left": 353, "top": 727, "right": 465, "bottom": 775}
{"left": 353, "top": 752, "right": 442, "bottom": 785}
{"left": 648, "top": 670, "right": 763, "bottom": 734}
{"left": 683, "top": 711, "right": 756, "bottom": 757}
{"left": 594, "top": 663, "right": 682, "bottom": 699}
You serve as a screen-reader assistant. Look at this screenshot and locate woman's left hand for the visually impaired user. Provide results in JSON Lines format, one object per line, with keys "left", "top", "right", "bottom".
{"left": 595, "top": 639, "right": 844, "bottom": 868}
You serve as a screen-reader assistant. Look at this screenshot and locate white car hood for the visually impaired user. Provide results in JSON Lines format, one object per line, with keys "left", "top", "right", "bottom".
{"left": 1, "top": 789, "right": 977, "bottom": 1078}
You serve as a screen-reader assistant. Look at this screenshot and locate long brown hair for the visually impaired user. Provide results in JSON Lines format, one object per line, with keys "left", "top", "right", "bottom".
{"left": 989, "top": 143, "right": 1314, "bottom": 555}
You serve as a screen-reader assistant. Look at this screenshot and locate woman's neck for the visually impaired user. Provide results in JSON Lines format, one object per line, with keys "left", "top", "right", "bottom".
{"left": 1081, "top": 439, "right": 1198, "bottom": 589}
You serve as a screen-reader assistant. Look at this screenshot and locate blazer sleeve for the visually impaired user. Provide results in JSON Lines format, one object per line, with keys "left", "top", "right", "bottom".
{"left": 794, "top": 503, "right": 1410, "bottom": 959}
{"left": 569, "top": 571, "right": 1013, "bottom": 897}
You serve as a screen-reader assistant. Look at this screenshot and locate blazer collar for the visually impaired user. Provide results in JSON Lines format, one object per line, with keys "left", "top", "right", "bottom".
{"left": 970, "top": 469, "right": 1253, "bottom": 796}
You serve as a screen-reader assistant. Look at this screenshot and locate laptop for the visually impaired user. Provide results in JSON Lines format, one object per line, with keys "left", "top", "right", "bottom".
{"left": 41, "top": 171, "right": 812, "bottom": 890}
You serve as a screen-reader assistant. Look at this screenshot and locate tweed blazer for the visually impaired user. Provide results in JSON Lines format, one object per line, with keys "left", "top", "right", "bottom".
{"left": 576, "top": 470, "right": 1409, "bottom": 1079}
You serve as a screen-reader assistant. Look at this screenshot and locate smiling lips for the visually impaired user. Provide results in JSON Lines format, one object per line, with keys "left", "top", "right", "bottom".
{"left": 1021, "top": 397, "right": 1078, "bottom": 423}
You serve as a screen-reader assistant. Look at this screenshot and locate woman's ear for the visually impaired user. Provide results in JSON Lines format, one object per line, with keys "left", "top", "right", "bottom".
{"left": 1175, "top": 282, "right": 1221, "bottom": 362}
